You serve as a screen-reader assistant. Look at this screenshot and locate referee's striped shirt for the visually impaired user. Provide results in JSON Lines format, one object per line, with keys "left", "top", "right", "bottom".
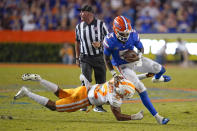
{"left": 75, "top": 19, "right": 109, "bottom": 56}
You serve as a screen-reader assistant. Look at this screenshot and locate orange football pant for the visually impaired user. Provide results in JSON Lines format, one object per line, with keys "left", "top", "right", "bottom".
{"left": 56, "top": 86, "right": 90, "bottom": 112}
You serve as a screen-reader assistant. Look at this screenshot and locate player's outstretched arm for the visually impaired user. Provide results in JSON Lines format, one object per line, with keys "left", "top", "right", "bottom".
{"left": 104, "top": 55, "right": 114, "bottom": 73}
{"left": 104, "top": 55, "right": 123, "bottom": 84}
{"left": 110, "top": 105, "right": 144, "bottom": 121}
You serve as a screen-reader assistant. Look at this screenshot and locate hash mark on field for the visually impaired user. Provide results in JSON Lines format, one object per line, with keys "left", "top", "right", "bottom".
{"left": 1, "top": 85, "right": 197, "bottom": 103}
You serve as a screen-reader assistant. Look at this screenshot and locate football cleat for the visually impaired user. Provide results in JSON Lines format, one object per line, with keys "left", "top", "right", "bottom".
{"left": 93, "top": 106, "right": 107, "bottom": 112}
{"left": 152, "top": 75, "right": 171, "bottom": 83}
{"left": 80, "top": 107, "right": 88, "bottom": 111}
{"left": 163, "top": 75, "right": 171, "bottom": 82}
{"left": 22, "top": 73, "right": 41, "bottom": 81}
{"left": 14, "top": 86, "right": 29, "bottom": 100}
{"left": 162, "top": 118, "right": 170, "bottom": 125}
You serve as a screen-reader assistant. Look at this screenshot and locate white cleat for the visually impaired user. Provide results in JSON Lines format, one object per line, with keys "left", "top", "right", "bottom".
{"left": 131, "top": 110, "right": 144, "bottom": 120}
{"left": 152, "top": 75, "right": 171, "bottom": 83}
{"left": 22, "top": 73, "right": 41, "bottom": 81}
{"left": 14, "top": 86, "right": 29, "bottom": 100}
{"left": 152, "top": 76, "right": 165, "bottom": 83}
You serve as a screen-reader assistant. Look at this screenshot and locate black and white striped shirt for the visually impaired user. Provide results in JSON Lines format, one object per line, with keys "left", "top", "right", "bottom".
{"left": 75, "top": 19, "right": 109, "bottom": 56}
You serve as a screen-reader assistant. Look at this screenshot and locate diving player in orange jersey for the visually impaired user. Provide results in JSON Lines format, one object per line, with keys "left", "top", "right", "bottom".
{"left": 14, "top": 73, "right": 143, "bottom": 121}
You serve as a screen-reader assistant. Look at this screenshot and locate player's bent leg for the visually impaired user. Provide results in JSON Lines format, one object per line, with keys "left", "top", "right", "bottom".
{"left": 154, "top": 113, "right": 170, "bottom": 125}
{"left": 134, "top": 57, "right": 171, "bottom": 83}
{"left": 22, "top": 73, "right": 62, "bottom": 96}
{"left": 152, "top": 66, "right": 171, "bottom": 83}
{"left": 40, "top": 79, "right": 59, "bottom": 93}
{"left": 14, "top": 86, "right": 29, "bottom": 100}
{"left": 137, "top": 73, "right": 155, "bottom": 80}
{"left": 119, "top": 66, "right": 162, "bottom": 121}
{"left": 119, "top": 65, "right": 170, "bottom": 124}
{"left": 139, "top": 90, "right": 157, "bottom": 116}
{"left": 14, "top": 86, "right": 54, "bottom": 110}
{"left": 33, "top": 76, "right": 63, "bottom": 98}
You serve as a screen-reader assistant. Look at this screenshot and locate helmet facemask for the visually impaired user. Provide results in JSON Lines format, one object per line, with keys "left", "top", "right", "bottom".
{"left": 115, "top": 29, "right": 131, "bottom": 42}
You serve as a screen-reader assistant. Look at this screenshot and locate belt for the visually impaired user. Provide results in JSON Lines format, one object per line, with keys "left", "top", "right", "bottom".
{"left": 80, "top": 53, "right": 103, "bottom": 57}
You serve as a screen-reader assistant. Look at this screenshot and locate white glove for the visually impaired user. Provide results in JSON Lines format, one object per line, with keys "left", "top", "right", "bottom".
{"left": 131, "top": 110, "right": 144, "bottom": 120}
{"left": 138, "top": 52, "right": 142, "bottom": 59}
{"left": 135, "top": 52, "right": 143, "bottom": 67}
{"left": 135, "top": 58, "right": 142, "bottom": 67}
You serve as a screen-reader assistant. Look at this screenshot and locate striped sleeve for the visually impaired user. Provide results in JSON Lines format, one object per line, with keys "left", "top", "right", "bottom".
{"left": 102, "top": 22, "right": 109, "bottom": 37}
{"left": 75, "top": 24, "right": 80, "bottom": 42}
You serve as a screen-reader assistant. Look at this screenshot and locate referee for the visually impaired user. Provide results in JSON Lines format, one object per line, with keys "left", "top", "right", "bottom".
{"left": 75, "top": 5, "right": 109, "bottom": 112}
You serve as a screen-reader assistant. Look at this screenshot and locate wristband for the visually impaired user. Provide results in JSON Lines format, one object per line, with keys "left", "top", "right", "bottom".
{"left": 138, "top": 52, "right": 142, "bottom": 59}
{"left": 110, "top": 70, "right": 117, "bottom": 77}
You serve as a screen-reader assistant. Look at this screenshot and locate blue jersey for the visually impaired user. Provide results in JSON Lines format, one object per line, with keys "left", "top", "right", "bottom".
{"left": 103, "top": 30, "right": 143, "bottom": 66}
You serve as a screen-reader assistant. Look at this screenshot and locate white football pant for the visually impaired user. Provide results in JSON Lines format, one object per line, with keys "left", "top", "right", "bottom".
{"left": 117, "top": 57, "right": 162, "bottom": 93}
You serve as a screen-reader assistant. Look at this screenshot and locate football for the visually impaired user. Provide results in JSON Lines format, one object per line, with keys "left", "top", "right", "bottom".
{"left": 122, "top": 50, "right": 139, "bottom": 62}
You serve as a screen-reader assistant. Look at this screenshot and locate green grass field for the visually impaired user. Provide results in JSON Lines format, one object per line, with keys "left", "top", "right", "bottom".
{"left": 0, "top": 64, "right": 197, "bottom": 131}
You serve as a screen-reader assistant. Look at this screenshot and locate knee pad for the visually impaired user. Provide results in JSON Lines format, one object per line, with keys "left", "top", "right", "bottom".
{"left": 133, "top": 80, "right": 147, "bottom": 93}
{"left": 153, "top": 63, "right": 163, "bottom": 73}
{"left": 121, "top": 68, "right": 147, "bottom": 93}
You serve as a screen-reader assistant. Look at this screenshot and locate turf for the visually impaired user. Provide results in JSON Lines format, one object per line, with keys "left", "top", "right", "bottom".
{"left": 0, "top": 64, "right": 197, "bottom": 131}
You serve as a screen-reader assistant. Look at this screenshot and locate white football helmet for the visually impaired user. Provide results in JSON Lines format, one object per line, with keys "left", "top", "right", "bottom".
{"left": 115, "top": 79, "right": 135, "bottom": 99}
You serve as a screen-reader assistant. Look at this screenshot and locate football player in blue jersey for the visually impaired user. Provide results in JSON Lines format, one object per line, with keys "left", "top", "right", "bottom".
{"left": 103, "top": 16, "right": 171, "bottom": 124}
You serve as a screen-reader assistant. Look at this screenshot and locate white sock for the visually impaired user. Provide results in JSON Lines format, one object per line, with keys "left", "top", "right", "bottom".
{"left": 154, "top": 113, "right": 164, "bottom": 124}
{"left": 80, "top": 74, "right": 91, "bottom": 89}
{"left": 137, "top": 73, "right": 147, "bottom": 80}
{"left": 40, "top": 79, "right": 58, "bottom": 93}
{"left": 26, "top": 90, "right": 49, "bottom": 106}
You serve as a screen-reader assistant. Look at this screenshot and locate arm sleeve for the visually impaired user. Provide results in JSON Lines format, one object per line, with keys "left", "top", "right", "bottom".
{"left": 75, "top": 24, "right": 80, "bottom": 42}
{"left": 103, "top": 38, "right": 112, "bottom": 56}
{"left": 102, "top": 22, "right": 109, "bottom": 37}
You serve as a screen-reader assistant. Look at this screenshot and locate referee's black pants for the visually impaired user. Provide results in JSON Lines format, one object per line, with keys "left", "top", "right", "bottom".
{"left": 80, "top": 54, "right": 106, "bottom": 84}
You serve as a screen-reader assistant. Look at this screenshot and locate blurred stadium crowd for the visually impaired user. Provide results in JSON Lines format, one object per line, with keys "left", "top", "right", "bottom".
{"left": 0, "top": 0, "right": 197, "bottom": 33}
